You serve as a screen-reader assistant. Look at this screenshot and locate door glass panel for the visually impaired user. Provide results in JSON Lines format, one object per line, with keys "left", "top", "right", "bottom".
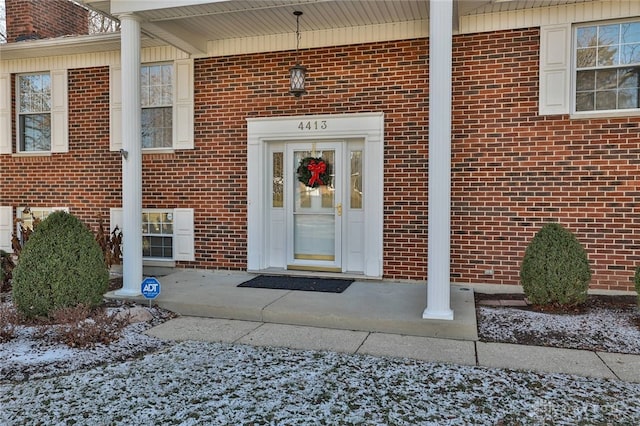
{"left": 321, "top": 150, "right": 335, "bottom": 208}
{"left": 272, "top": 152, "right": 283, "bottom": 208}
{"left": 293, "top": 149, "right": 336, "bottom": 261}
{"left": 294, "top": 215, "right": 335, "bottom": 260}
{"left": 350, "top": 150, "right": 363, "bottom": 209}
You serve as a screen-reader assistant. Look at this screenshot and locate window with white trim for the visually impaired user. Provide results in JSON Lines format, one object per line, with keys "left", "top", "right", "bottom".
{"left": 109, "top": 59, "right": 193, "bottom": 152}
{"left": 141, "top": 64, "right": 173, "bottom": 149}
{"left": 17, "top": 73, "right": 51, "bottom": 152}
{"left": 575, "top": 20, "right": 640, "bottom": 112}
{"left": 142, "top": 210, "right": 173, "bottom": 259}
{"left": 110, "top": 207, "right": 194, "bottom": 262}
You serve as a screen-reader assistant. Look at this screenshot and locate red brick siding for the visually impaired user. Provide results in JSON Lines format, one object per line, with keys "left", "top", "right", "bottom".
{"left": 3, "top": 67, "right": 119, "bottom": 232}
{"left": 2, "top": 31, "right": 640, "bottom": 291}
{"left": 5, "top": 0, "right": 88, "bottom": 42}
{"left": 451, "top": 28, "right": 640, "bottom": 291}
{"left": 191, "top": 40, "right": 429, "bottom": 275}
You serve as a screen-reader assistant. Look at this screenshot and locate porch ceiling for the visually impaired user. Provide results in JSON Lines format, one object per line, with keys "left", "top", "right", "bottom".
{"left": 85, "top": 0, "right": 594, "bottom": 54}
{"left": 1, "top": 0, "right": 596, "bottom": 59}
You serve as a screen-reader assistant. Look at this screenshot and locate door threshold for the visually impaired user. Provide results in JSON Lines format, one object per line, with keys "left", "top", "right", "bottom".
{"left": 251, "top": 267, "right": 369, "bottom": 281}
{"left": 287, "top": 265, "right": 342, "bottom": 273}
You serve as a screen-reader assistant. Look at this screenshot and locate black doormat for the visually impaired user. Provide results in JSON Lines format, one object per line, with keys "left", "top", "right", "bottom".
{"left": 238, "top": 275, "right": 354, "bottom": 293}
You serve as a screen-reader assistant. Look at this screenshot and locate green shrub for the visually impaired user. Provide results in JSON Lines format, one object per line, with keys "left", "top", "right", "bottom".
{"left": 12, "top": 211, "right": 108, "bottom": 318}
{"left": 520, "top": 222, "right": 591, "bottom": 306}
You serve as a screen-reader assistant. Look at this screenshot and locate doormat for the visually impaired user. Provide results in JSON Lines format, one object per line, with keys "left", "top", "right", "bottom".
{"left": 238, "top": 275, "right": 354, "bottom": 293}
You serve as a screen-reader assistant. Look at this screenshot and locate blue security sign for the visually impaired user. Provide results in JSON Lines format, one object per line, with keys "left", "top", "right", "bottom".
{"left": 141, "top": 277, "right": 161, "bottom": 299}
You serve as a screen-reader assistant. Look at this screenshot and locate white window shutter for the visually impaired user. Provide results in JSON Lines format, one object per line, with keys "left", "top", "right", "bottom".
{"left": 173, "top": 59, "right": 194, "bottom": 150}
{"left": 0, "top": 74, "right": 12, "bottom": 154}
{"left": 110, "top": 208, "right": 123, "bottom": 234}
{"left": 173, "top": 208, "right": 195, "bottom": 261}
{"left": 110, "top": 66, "right": 123, "bottom": 151}
{"left": 539, "top": 24, "right": 571, "bottom": 116}
{"left": 50, "top": 70, "right": 69, "bottom": 153}
{"left": 0, "top": 207, "right": 12, "bottom": 252}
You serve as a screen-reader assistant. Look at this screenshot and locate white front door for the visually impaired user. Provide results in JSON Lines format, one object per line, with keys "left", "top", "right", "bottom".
{"left": 287, "top": 142, "right": 343, "bottom": 272}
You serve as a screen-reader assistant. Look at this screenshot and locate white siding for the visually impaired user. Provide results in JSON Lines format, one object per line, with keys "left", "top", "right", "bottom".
{"left": 208, "top": 20, "right": 429, "bottom": 57}
{"left": 458, "top": 0, "right": 640, "bottom": 35}
{"left": 0, "top": 47, "right": 186, "bottom": 74}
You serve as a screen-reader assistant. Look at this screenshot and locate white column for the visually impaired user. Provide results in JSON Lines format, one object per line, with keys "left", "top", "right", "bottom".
{"left": 423, "top": 0, "right": 454, "bottom": 320}
{"left": 115, "top": 13, "right": 143, "bottom": 296}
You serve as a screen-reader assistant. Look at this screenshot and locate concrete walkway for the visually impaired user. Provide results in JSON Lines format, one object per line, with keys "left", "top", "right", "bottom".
{"left": 109, "top": 269, "right": 640, "bottom": 383}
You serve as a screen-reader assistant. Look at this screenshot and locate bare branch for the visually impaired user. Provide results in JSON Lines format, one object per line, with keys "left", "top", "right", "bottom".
{"left": 88, "top": 9, "right": 120, "bottom": 34}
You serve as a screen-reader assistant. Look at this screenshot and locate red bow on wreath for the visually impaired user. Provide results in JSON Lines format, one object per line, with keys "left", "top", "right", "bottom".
{"left": 307, "top": 159, "right": 327, "bottom": 187}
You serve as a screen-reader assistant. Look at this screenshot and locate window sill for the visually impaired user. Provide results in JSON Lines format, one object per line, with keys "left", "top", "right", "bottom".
{"left": 12, "top": 151, "right": 52, "bottom": 158}
{"left": 142, "top": 148, "right": 175, "bottom": 155}
{"left": 570, "top": 110, "right": 640, "bottom": 120}
{"left": 143, "top": 259, "right": 176, "bottom": 267}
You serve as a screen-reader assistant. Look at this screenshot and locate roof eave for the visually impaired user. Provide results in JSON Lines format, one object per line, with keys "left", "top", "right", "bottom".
{"left": 0, "top": 32, "right": 163, "bottom": 60}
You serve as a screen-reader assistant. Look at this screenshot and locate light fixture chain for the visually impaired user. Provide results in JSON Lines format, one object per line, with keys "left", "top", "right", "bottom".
{"left": 295, "top": 12, "right": 301, "bottom": 61}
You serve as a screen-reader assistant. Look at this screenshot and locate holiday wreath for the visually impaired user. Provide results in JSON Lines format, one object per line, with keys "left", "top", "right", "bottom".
{"left": 297, "top": 157, "right": 332, "bottom": 188}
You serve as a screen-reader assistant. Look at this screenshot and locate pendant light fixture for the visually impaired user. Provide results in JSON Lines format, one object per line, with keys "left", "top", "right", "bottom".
{"left": 289, "top": 11, "right": 307, "bottom": 97}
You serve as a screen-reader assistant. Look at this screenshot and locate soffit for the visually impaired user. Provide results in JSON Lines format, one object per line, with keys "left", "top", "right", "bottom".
{"left": 98, "top": 0, "right": 594, "bottom": 40}
{"left": 1, "top": 0, "right": 598, "bottom": 59}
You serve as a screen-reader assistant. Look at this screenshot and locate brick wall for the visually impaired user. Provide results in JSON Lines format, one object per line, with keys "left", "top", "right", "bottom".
{"left": 191, "top": 40, "right": 429, "bottom": 275}
{"left": 3, "top": 29, "right": 639, "bottom": 291}
{"left": 4, "top": 67, "right": 119, "bottom": 232}
{"left": 451, "top": 28, "right": 640, "bottom": 291}
{"left": 5, "top": 0, "right": 88, "bottom": 42}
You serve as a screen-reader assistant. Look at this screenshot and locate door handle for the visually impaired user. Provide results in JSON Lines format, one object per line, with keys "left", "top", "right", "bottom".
{"left": 336, "top": 203, "right": 342, "bottom": 216}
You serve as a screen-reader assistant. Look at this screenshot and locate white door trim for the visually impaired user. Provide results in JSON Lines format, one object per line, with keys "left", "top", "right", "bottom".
{"left": 247, "top": 112, "right": 384, "bottom": 278}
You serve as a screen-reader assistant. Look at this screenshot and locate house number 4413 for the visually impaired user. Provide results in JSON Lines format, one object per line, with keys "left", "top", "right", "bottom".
{"left": 298, "top": 120, "right": 327, "bottom": 131}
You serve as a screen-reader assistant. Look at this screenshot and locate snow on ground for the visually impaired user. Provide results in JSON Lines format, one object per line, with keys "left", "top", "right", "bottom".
{"left": 1, "top": 301, "right": 640, "bottom": 425}
{"left": 0, "top": 304, "right": 170, "bottom": 382}
{"left": 478, "top": 304, "right": 640, "bottom": 354}
{"left": 2, "top": 340, "right": 640, "bottom": 425}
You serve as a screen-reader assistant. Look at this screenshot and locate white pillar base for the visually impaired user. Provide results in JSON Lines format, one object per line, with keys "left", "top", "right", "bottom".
{"left": 114, "top": 288, "right": 142, "bottom": 297}
{"left": 422, "top": 307, "right": 454, "bottom": 320}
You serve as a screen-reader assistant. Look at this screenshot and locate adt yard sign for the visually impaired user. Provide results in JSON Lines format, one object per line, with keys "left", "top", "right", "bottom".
{"left": 141, "top": 277, "right": 161, "bottom": 299}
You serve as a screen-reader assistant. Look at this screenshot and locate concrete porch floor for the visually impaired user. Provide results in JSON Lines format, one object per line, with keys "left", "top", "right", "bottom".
{"left": 107, "top": 269, "right": 478, "bottom": 341}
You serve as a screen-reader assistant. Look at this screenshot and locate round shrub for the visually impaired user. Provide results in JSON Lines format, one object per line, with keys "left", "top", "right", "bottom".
{"left": 520, "top": 222, "right": 591, "bottom": 306}
{"left": 12, "top": 211, "right": 108, "bottom": 318}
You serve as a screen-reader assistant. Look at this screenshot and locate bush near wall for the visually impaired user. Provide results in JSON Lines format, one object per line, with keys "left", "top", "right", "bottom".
{"left": 12, "top": 211, "right": 109, "bottom": 318}
{"left": 520, "top": 222, "right": 591, "bottom": 307}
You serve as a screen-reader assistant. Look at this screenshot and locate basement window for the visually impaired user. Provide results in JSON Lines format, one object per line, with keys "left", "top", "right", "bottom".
{"left": 142, "top": 210, "right": 173, "bottom": 259}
